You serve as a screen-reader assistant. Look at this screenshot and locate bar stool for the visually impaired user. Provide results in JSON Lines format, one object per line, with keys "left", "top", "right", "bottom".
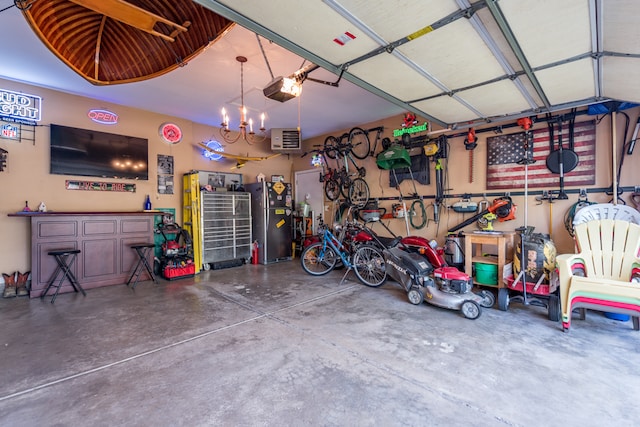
{"left": 41, "top": 249, "right": 86, "bottom": 304}
{"left": 127, "top": 243, "right": 158, "bottom": 289}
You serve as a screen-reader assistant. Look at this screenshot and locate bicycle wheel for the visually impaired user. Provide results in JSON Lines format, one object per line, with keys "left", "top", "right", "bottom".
{"left": 301, "top": 242, "right": 338, "bottom": 276}
{"left": 324, "top": 178, "right": 340, "bottom": 201}
{"left": 340, "top": 177, "right": 351, "bottom": 199}
{"left": 348, "top": 177, "right": 370, "bottom": 208}
{"left": 324, "top": 135, "right": 339, "bottom": 159}
{"left": 348, "top": 127, "right": 371, "bottom": 159}
{"left": 353, "top": 244, "right": 386, "bottom": 287}
{"left": 410, "top": 199, "right": 427, "bottom": 229}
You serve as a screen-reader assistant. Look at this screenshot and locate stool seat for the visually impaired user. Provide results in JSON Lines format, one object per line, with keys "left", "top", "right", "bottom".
{"left": 127, "top": 243, "right": 158, "bottom": 289}
{"left": 41, "top": 249, "right": 86, "bottom": 303}
{"left": 130, "top": 244, "right": 155, "bottom": 249}
{"left": 48, "top": 249, "right": 81, "bottom": 256}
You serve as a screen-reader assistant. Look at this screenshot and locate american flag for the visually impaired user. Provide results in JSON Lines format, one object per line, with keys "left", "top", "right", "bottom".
{"left": 486, "top": 120, "right": 596, "bottom": 190}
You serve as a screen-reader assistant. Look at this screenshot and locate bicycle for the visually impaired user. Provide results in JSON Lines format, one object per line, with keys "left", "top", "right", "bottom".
{"left": 300, "top": 221, "right": 386, "bottom": 287}
{"left": 347, "top": 126, "right": 388, "bottom": 159}
{"left": 301, "top": 145, "right": 341, "bottom": 201}
{"left": 323, "top": 135, "right": 370, "bottom": 207}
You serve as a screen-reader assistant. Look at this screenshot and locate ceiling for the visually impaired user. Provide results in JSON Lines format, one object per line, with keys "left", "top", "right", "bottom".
{"left": 196, "top": 0, "right": 640, "bottom": 130}
{"left": 0, "top": 1, "right": 403, "bottom": 140}
{"left": 2, "top": 0, "right": 640, "bottom": 141}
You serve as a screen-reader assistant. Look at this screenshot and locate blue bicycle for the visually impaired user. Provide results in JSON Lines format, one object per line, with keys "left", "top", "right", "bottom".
{"left": 300, "top": 222, "right": 386, "bottom": 286}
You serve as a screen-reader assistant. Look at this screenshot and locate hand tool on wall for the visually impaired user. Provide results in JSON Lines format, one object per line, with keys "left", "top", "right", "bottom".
{"left": 447, "top": 196, "right": 515, "bottom": 233}
{"left": 464, "top": 128, "right": 478, "bottom": 183}
{"left": 545, "top": 116, "right": 577, "bottom": 200}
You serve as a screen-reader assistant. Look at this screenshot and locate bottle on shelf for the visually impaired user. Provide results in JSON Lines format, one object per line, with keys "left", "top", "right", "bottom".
{"left": 144, "top": 195, "right": 152, "bottom": 211}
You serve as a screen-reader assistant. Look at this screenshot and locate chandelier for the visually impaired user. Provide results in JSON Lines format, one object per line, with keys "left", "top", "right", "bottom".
{"left": 219, "top": 56, "right": 267, "bottom": 144}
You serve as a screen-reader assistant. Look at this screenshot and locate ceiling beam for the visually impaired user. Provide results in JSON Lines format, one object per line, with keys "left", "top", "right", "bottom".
{"left": 485, "top": 0, "right": 551, "bottom": 109}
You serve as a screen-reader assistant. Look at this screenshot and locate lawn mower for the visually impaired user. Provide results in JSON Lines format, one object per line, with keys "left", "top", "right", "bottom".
{"left": 382, "top": 246, "right": 495, "bottom": 319}
{"left": 337, "top": 205, "right": 495, "bottom": 318}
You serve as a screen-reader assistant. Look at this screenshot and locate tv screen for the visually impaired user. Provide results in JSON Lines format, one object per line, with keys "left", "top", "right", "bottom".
{"left": 50, "top": 124, "right": 149, "bottom": 180}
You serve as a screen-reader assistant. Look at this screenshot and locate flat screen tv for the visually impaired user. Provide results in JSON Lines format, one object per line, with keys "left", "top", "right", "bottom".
{"left": 50, "top": 124, "right": 149, "bottom": 180}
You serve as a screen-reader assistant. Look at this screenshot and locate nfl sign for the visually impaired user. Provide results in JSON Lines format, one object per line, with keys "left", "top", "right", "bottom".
{"left": 1, "top": 123, "right": 18, "bottom": 140}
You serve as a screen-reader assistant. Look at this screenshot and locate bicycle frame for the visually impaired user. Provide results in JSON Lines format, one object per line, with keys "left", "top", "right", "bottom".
{"left": 367, "top": 126, "right": 385, "bottom": 155}
{"left": 318, "top": 227, "right": 353, "bottom": 270}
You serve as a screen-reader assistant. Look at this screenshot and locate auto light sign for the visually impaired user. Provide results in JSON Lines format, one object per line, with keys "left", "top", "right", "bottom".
{"left": 0, "top": 88, "right": 41, "bottom": 125}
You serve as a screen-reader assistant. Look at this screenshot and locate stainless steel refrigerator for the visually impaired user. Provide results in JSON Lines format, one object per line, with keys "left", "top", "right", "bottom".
{"left": 246, "top": 181, "right": 293, "bottom": 264}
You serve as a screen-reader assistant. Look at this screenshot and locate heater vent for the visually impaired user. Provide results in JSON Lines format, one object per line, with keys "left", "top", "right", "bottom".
{"left": 271, "top": 128, "right": 302, "bottom": 152}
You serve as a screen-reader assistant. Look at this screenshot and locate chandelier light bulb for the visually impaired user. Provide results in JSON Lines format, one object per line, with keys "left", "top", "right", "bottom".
{"left": 217, "top": 55, "right": 267, "bottom": 144}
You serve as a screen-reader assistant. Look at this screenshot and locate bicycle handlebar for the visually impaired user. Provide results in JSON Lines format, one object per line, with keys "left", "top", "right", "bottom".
{"left": 302, "top": 147, "right": 328, "bottom": 158}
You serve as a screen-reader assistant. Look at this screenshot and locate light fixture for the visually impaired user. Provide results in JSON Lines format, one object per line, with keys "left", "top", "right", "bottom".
{"left": 202, "top": 139, "right": 224, "bottom": 161}
{"left": 263, "top": 76, "right": 302, "bottom": 102}
{"left": 219, "top": 56, "right": 267, "bottom": 144}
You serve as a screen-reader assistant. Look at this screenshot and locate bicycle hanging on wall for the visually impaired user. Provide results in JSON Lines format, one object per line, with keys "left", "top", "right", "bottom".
{"left": 323, "top": 133, "right": 370, "bottom": 208}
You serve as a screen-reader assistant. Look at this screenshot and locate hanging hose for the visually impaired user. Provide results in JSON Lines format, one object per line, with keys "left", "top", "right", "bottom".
{"left": 564, "top": 198, "right": 596, "bottom": 237}
{"left": 409, "top": 199, "right": 427, "bottom": 229}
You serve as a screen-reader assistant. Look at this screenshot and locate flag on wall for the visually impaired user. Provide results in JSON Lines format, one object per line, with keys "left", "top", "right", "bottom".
{"left": 486, "top": 120, "right": 596, "bottom": 190}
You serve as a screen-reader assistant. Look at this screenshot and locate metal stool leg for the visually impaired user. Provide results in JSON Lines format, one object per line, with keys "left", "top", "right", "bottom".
{"left": 127, "top": 245, "right": 157, "bottom": 288}
{"left": 126, "top": 253, "right": 145, "bottom": 288}
{"left": 138, "top": 248, "right": 158, "bottom": 284}
{"left": 41, "top": 263, "right": 64, "bottom": 302}
{"left": 42, "top": 251, "right": 85, "bottom": 303}
{"left": 58, "top": 253, "right": 86, "bottom": 296}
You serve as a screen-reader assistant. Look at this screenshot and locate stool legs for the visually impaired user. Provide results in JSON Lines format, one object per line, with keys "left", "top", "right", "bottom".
{"left": 41, "top": 252, "right": 86, "bottom": 304}
{"left": 127, "top": 245, "right": 158, "bottom": 289}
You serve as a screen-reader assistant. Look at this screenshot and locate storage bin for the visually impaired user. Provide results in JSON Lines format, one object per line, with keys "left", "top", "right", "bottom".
{"left": 163, "top": 264, "right": 195, "bottom": 280}
{"left": 604, "top": 312, "right": 630, "bottom": 321}
{"left": 474, "top": 262, "right": 498, "bottom": 285}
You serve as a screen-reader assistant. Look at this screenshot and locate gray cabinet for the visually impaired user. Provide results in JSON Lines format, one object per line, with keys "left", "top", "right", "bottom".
{"left": 200, "top": 192, "right": 251, "bottom": 268}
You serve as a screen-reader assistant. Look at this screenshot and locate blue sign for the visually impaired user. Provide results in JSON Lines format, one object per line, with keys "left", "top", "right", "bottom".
{"left": 1, "top": 123, "right": 19, "bottom": 140}
{"left": 0, "top": 88, "right": 41, "bottom": 125}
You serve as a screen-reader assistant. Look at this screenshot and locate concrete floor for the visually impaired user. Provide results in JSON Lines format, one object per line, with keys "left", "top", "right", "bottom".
{"left": 0, "top": 260, "right": 639, "bottom": 427}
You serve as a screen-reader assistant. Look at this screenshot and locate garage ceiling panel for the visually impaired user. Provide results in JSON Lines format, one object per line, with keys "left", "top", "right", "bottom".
{"left": 336, "top": 0, "right": 460, "bottom": 43}
{"left": 535, "top": 58, "right": 595, "bottom": 106}
{"left": 397, "top": 19, "right": 506, "bottom": 90}
{"left": 348, "top": 54, "right": 442, "bottom": 101}
{"left": 456, "top": 80, "right": 532, "bottom": 118}
{"left": 603, "top": 57, "right": 640, "bottom": 104}
{"left": 499, "top": 0, "right": 592, "bottom": 68}
{"left": 216, "top": 0, "right": 380, "bottom": 65}
{"left": 603, "top": 0, "right": 640, "bottom": 55}
{"left": 411, "top": 96, "right": 478, "bottom": 125}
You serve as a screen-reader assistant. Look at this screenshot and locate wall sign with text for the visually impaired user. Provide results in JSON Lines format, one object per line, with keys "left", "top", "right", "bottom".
{"left": 65, "top": 180, "right": 136, "bottom": 192}
{"left": 0, "top": 88, "right": 42, "bottom": 125}
{"left": 88, "top": 109, "right": 118, "bottom": 125}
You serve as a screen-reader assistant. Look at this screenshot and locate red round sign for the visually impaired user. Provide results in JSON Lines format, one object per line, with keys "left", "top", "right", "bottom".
{"left": 159, "top": 122, "right": 183, "bottom": 144}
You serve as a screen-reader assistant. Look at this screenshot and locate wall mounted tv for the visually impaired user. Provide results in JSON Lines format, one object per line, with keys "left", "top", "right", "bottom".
{"left": 50, "top": 124, "right": 149, "bottom": 180}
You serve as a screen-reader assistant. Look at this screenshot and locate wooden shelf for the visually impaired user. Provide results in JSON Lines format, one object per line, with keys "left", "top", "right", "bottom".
{"left": 464, "top": 232, "right": 515, "bottom": 289}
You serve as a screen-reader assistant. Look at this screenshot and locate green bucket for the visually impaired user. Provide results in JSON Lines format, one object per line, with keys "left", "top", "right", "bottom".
{"left": 474, "top": 262, "right": 498, "bottom": 285}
